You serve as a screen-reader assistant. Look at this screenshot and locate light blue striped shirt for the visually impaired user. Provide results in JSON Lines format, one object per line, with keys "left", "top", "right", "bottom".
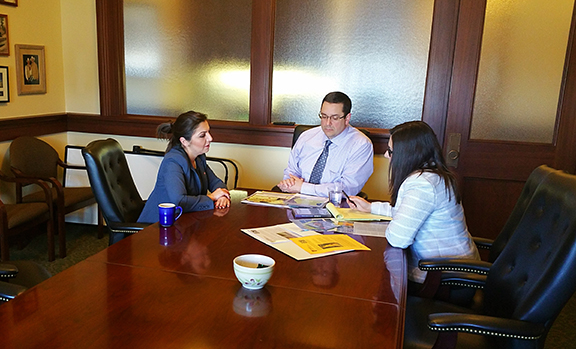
{"left": 371, "top": 171, "right": 480, "bottom": 283}
{"left": 284, "top": 125, "right": 373, "bottom": 197}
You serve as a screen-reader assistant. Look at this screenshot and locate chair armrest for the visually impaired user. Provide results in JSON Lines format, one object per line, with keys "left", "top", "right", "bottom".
{"left": 440, "top": 271, "right": 487, "bottom": 289}
{"left": 473, "top": 237, "right": 494, "bottom": 250}
{"left": 0, "top": 264, "right": 19, "bottom": 279}
{"left": 107, "top": 222, "right": 150, "bottom": 234}
{"left": 419, "top": 258, "right": 493, "bottom": 276}
{"left": 0, "top": 170, "right": 55, "bottom": 206}
{"left": 0, "top": 281, "right": 28, "bottom": 302}
{"left": 58, "top": 158, "right": 87, "bottom": 170}
{"left": 429, "top": 313, "right": 545, "bottom": 340}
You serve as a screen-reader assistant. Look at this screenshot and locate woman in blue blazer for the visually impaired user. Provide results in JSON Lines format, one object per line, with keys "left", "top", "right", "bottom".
{"left": 138, "top": 111, "right": 230, "bottom": 223}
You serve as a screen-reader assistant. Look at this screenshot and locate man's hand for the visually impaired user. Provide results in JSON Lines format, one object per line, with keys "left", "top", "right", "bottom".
{"left": 277, "top": 174, "right": 304, "bottom": 193}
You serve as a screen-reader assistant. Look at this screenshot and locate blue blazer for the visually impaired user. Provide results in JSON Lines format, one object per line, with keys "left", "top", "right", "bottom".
{"left": 137, "top": 145, "right": 227, "bottom": 223}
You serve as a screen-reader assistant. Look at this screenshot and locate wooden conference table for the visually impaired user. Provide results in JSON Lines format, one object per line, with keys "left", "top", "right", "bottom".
{"left": 0, "top": 192, "right": 406, "bottom": 348}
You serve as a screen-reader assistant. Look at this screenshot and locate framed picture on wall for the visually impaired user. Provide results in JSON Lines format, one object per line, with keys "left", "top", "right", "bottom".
{"left": 0, "top": 0, "right": 17, "bottom": 7}
{"left": 0, "top": 66, "right": 9, "bottom": 102}
{"left": 0, "top": 14, "right": 8, "bottom": 56}
{"left": 15, "top": 44, "right": 46, "bottom": 95}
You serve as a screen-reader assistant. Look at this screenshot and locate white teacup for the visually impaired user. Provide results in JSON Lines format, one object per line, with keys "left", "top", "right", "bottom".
{"left": 233, "top": 254, "right": 275, "bottom": 290}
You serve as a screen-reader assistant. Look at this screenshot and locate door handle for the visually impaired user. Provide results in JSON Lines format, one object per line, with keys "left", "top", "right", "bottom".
{"left": 446, "top": 133, "right": 461, "bottom": 168}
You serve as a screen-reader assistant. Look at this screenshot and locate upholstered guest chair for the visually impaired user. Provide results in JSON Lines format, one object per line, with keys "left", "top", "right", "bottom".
{"left": 418, "top": 165, "right": 560, "bottom": 302}
{"left": 9, "top": 136, "right": 103, "bottom": 259}
{"left": 82, "top": 138, "right": 149, "bottom": 245}
{"left": 403, "top": 169, "right": 576, "bottom": 349}
{"left": 0, "top": 170, "right": 56, "bottom": 261}
{"left": 0, "top": 260, "right": 51, "bottom": 302}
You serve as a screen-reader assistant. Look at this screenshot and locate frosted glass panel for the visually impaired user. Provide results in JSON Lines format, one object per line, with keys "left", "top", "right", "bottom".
{"left": 470, "top": 0, "right": 573, "bottom": 143}
{"left": 124, "top": 0, "right": 251, "bottom": 121}
{"left": 272, "top": 0, "right": 434, "bottom": 128}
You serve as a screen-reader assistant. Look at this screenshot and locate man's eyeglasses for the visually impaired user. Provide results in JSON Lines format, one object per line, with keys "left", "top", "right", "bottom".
{"left": 386, "top": 147, "right": 393, "bottom": 156}
{"left": 318, "top": 112, "right": 346, "bottom": 121}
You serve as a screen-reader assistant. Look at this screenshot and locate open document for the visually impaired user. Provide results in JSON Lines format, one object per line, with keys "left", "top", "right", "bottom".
{"left": 290, "top": 234, "right": 370, "bottom": 254}
{"left": 241, "top": 223, "right": 370, "bottom": 260}
{"left": 242, "top": 191, "right": 328, "bottom": 208}
{"left": 326, "top": 203, "right": 392, "bottom": 221}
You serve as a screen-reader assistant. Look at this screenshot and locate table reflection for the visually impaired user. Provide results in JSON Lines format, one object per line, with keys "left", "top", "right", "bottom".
{"left": 310, "top": 257, "right": 340, "bottom": 289}
{"left": 372, "top": 246, "right": 405, "bottom": 334}
{"left": 158, "top": 226, "right": 183, "bottom": 246}
{"left": 233, "top": 287, "right": 272, "bottom": 317}
{"left": 157, "top": 209, "right": 228, "bottom": 276}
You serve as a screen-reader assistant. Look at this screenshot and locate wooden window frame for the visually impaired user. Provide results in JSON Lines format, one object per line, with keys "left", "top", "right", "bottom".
{"left": 66, "top": 0, "right": 461, "bottom": 153}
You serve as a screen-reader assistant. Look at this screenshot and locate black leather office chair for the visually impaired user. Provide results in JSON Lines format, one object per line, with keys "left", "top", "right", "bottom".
{"left": 82, "top": 139, "right": 149, "bottom": 245}
{"left": 403, "top": 169, "right": 576, "bottom": 349}
{"left": 418, "top": 165, "right": 559, "bottom": 302}
{"left": 292, "top": 124, "right": 370, "bottom": 147}
{"left": 0, "top": 260, "right": 51, "bottom": 302}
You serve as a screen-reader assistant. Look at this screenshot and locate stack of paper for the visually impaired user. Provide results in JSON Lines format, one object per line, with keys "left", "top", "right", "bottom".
{"left": 241, "top": 223, "right": 370, "bottom": 260}
{"left": 326, "top": 203, "right": 391, "bottom": 221}
{"left": 242, "top": 191, "right": 328, "bottom": 208}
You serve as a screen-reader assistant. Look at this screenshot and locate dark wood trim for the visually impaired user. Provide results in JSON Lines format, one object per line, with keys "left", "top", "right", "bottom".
{"left": 96, "top": 0, "right": 126, "bottom": 116}
{"left": 90, "top": 0, "right": 392, "bottom": 152}
{"left": 458, "top": 141, "right": 556, "bottom": 180}
{"left": 444, "top": 0, "right": 487, "bottom": 142}
{"left": 422, "top": 0, "right": 460, "bottom": 145}
{"left": 0, "top": 114, "right": 67, "bottom": 142}
{"left": 249, "top": 0, "right": 276, "bottom": 125}
{"left": 554, "top": 4, "right": 576, "bottom": 174}
{"left": 67, "top": 113, "right": 390, "bottom": 151}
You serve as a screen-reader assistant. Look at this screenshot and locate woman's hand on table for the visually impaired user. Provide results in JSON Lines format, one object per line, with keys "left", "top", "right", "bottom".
{"left": 214, "top": 196, "right": 231, "bottom": 209}
{"left": 348, "top": 196, "right": 371, "bottom": 212}
{"left": 209, "top": 188, "right": 230, "bottom": 201}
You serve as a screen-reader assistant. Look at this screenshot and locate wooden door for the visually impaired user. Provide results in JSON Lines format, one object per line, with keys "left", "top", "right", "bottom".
{"left": 436, "top": 0, "right": 576, "bottom": 239}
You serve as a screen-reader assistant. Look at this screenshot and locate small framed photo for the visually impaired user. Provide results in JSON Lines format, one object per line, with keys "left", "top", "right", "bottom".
{"left": 0, "top": 66, "right": 9, "bottom": 102}
{"left": 0, "top": 1, "right": 17, "bottom": 7}
{"left": 0, "top": 14, "right": 8, "bottom": 56}
{"left": 15, "top": 44, "right": 46, "bottom": 95}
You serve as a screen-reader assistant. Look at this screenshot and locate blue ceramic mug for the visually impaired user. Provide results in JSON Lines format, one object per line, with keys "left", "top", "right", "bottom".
{"left": 158, "top": 203, "right": 183, "bottom": 227}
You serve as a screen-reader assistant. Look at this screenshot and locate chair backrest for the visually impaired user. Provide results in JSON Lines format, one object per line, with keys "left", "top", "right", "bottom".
{"left": 489, "top": 165, "right": 558, "bottom": 262}
{"left": 82, "top": 139, "right": 144, "bottom": 223}
{"left": 292, "top": 125, "right": 315, "bottom": 148}
{"left": 483, "top": 170, "right": 576, "bottom": 345}
{"left": 10, "top": 136, "right": 60, "bottom": 179}
{"left": 131, "top": 145, "right": 239, "bottom": 189}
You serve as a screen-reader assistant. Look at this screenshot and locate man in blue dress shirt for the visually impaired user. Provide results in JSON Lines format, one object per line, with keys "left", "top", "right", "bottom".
{"left": 277, "top": 92, "right": 374, "bottom": 197}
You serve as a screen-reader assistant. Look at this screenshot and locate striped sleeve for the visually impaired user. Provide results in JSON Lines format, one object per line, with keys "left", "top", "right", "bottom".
{"left": 385, "top": 177, "right": 436, "bottom": 249}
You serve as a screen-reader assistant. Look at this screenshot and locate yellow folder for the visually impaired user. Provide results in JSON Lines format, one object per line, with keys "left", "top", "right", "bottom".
{"left": 326, "top": 203, "right": 391, "bottom": 221}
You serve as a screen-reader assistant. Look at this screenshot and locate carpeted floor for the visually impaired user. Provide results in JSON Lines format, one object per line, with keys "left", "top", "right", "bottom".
{"left": 8, "top": 223, "right": 109, "bottom": 277}
{"left": 6, "top": 223, "right": 576, "bottom": 347}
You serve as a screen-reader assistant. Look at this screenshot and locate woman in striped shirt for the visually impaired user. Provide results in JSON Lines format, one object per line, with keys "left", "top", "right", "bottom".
{"left": 349, "top": 121, "right": 479, "bottom": 290}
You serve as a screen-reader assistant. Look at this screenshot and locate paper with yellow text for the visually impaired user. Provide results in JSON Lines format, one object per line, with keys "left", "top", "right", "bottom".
{"left": 290, "top": 234, "right": 371, "bottom": 254}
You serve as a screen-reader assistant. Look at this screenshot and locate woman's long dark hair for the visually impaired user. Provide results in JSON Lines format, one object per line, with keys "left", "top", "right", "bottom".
{"left": 157, "top": 111, "right": 208, "bottom": 152}
{"left": 388, "top": 121, "right": 460, "bottom": 206}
